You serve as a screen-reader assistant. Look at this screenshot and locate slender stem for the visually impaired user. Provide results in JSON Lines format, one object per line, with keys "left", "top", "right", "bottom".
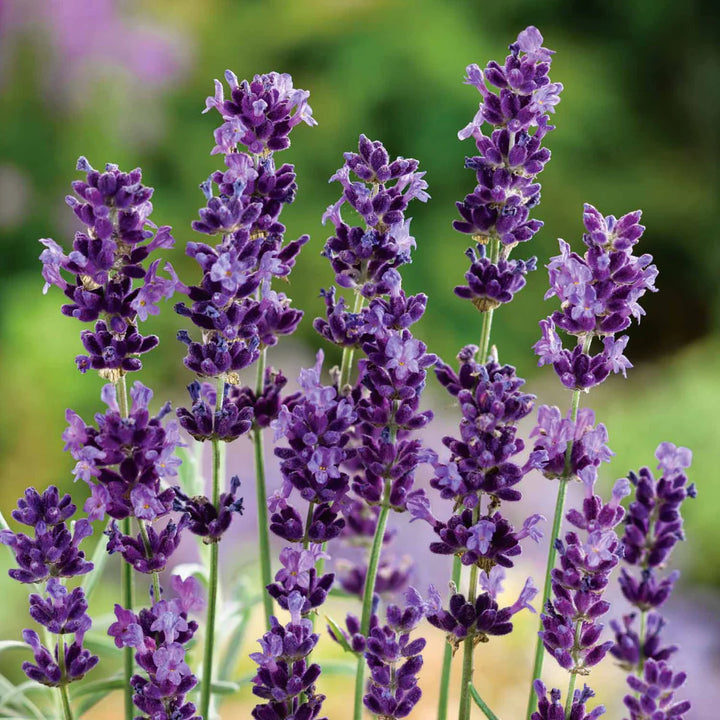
{"left": 115, "top": 375, "right": 134, "bottom": 720}
{"left": 525, "top": 336, "right": 592, "bottom": 720}
{"left": 438, "top": 556, "right": 463, "bottom": 720}
{"left": 458, "top": 506, "right": 481, "bottom": 720}
{"left": 199, "top": 376, "right": 226, "bottom": 720}
{"left": 353, "top": 481, "right": 392, "bottom": 720}
{"left": 137, "top": 520, "right": 161, "bottom": 602}
{"left": 252, "top": 347, "right": 275, "bottom": 630}
{"left": 469, "top": 684, "right": 500, "bottom": 720}
{"left": 302, "top": 501, "right": 316, "bottom": 550}
{"left": 339, "top": 293, "right": 366, "bottom": 388}
{"left": 564, "top": 672, "right": 578, "bottom": 718}
{"left": 57, "top": 635, "right": 74, "bottom": 720}
{"left": 638, "top": 609, "right": 647, "bottom": 673}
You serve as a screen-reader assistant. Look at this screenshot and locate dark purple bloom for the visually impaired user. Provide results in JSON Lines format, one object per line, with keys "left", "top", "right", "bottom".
{"left": 28, "top": 578, "right": 91, "bottom": 636}
{"left": 22, "top": 629, "right": 98, "bottom": 687}
{"left": 173, "top": 475, "right": 244, "bottom": 542}
{"left": 610, "top": 612, "right": 678, "bottom": 670}
{"left": 531, "top": 680, "right": 605, "bottom": 720}
{"left": 321, "top": 135, "right": 429, "bottom": 296}
{"left": 176, "top": 380, "right": 254, "bottom": 441}
{"left": 250, "top": 592, "right": 325, "bottom": 720}
{"left": 40, "top": 158, "right": 180, "bottom": 374}
{"left": 106, "top": 517, "right": 187, "bottom": 574}
{"left": 363, "top": 592, "right": 426, "bottom": 719}
{"left": 624, "top": 660, "right": 690, "bottom": 719}
{"left": 0, "top": 487, "right": 93, "bottom": 584}
{"left": 266, "top": 545, "right": 334, "bottom": 614}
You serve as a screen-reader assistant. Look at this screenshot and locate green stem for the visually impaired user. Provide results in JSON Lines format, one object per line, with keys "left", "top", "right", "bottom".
{"left": 115, "top": 375, "right": 134, "bottom": 720}
{"left": 199, "top": 376, "right": 226, "bottom": 720}
{"left": 525, "top": 336, "right": 592, "bottom": 720}
{"left": 339, "top": 293, "right": 366, "bottom": 388}
{"left": 438, "top": 556, "right": 463, "bottom": 720}
{"left": 253, "top": 347, "right": 275, "bottom": 630}
{"left": 303, "top": 501, "right": 316, "bottom": 550}
{"left": 564, "top": 672, "right": 578, "bottom": 718}
{"left": 469, "top": 684, "right": 500, "bottom": 720}
{"left": 137, "top": 520, "right": 161, "bottom": 602}
{"left": 458, "top": 506, "right": 481, "bottom": 720}
{"left": 353, "top": 482, "right": 392, "bottom": 720}
{"left": 638, "top": 609, "right": 647, "bottom": 673}
{"left": 57, "top": 636, "right": 74, "bottom": 720}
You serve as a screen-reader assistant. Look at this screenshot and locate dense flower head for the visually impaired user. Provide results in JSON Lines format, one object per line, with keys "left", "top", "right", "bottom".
{"left": 0, "top": 486, "right": 93, "bottom": 584}
{"left": 624, "top": 660, "right": 690, "bottom": 719}
{"left": 204, "top": 70, "right": 316, "bottom": 155}
{"left": 22, "top": 628, "right": 98, "bottom": 687}
{"left": 250, "top": 592, "right": 326, "bottom": 720}
{"left": 363, "top": 592, "right": 426, "bottom": 719}
{"left": 266, "top": 545, "right": 334, "bottom": 614}
{"left": 106, "top": 516, "right": 187, "bottom": 574}
{"left": 455, "top": 243, "right": 537, "bottom": 310}
{"left": 531, "top": 681, "right": 605, "bottom": 720}
{"left": 228, "top": 366, "right": 300, "bottom": 429}
{"left": 173, "top": 475, "right": 244, "bottom": 543}
{"left": 621, "top": 443, "right": 694, "bottom": 570}
{"left": 20, "top": 577, "right": 98, "bottom": 688}
{"left": 65, "top": 382, "right": 181, "bottom": 524}
{"left": 421, "top": 573, "right": 537, "bottom": 649}
{"left": 109, "top": 580, "right": 201, "bottom": 720}
{"left": 176, "top": 380, "right": 254, "bottom": 441}
{"left": 40, "top": 157, "right": 180, "bottom": 374}
{"left": 321, "top": 135, "right": 429, "bottom": 296}
{"left": 534, "top": 204, "right": 657, "bottom": 389}
{"left": 270, "top": 352, "right": 356, "bottom": 542}
{"left": 531, "top": 405, "right": 613, "bottom": 487}
{"left": 540, "top": 479, "right": 627, "bottom": 673}
{"left": 610, "top": 612, "right": 678, "bottom": 670}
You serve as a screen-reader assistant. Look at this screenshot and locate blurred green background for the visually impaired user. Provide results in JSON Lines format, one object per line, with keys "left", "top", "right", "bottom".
{"left": 0, "top": 0, "right": 718, "bottom": 716}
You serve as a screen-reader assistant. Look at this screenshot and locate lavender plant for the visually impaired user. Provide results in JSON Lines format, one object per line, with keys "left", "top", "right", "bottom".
{"left": 0, "top": 23, "right": 698, "bottom": 720}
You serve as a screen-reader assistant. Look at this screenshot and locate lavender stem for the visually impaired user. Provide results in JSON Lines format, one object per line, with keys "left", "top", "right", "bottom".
{"left": 252, "top": 346, "right": 275, "bottom": 630}
{"left": 525, "top": 336, "right": 592, "bottom": 720}
{"left": 458, "top": 505, "right": 481, "bottom": 720}
{"left": 115, "top": 375, "right": 134, "bottom": 720}
{"left": 199, "top": 374, "right": 226, "bottom": 720}
{"left": 353, "top": 474, "right": 393, "bottom": 720}
{"left": 438, "top": 555, "right": 462, "bottom": 720}
{"left": 137, "top": 520, "right": 161, "bottom": 602}
{"left": 57, "top": 636, "right": 73, "bottom": 720}
{"left": 339, "top": 293, "right": 366, "bottom": 388}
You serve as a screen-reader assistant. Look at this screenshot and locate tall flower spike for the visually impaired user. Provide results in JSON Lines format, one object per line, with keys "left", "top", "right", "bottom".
{"left": 533, "top": 205, "right": 657, "bottom": 389}
{"left": 39, "top": 158, "right": 180, "bottom": 375}
{"left": 454, "top": 26, "right": 562, "bottom": 312}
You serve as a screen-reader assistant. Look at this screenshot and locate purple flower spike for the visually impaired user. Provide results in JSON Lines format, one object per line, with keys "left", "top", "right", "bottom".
{"left": 535, "top": 205, "right": 657, "bottom": 389}
{"left": 22, "top": 629, "right": 98, "bottom": 687}
{"left": 40, "top": 159, "right": 179, "bottom": 374}
{"left": 322, "top": 135, "right": 429, "bottom": 297}
{"left": 363, "top": 593, "right": 426, "bottom": 719}
{"left": 624, "top": 660, "right": 690, "bottom": 719}
{"left": 1, "top": 487, "right": 93, "bottom": 584}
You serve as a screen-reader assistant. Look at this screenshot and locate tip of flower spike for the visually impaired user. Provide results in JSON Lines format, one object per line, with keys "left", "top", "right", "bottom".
{"left": 76, "top": 156, "right": 93, "bottom": 173}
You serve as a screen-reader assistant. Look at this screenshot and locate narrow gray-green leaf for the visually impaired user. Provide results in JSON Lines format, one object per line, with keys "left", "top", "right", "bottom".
{"left": 210, "top": 679, "right": 240, "bottom": 695}
{"left": 218, "top": 607, "right": 251, "bottom": 682}
{"left": 81, "top": 522, "right": 113, "bottom": 602}
{"left": 0, "top": 640, "right": 28, "bottom": 653}
{"left": 71, "top": 674, "right": 124, "bottom": 698}
{"left": 324, "top": 615, "right": 354, "bottom": 654}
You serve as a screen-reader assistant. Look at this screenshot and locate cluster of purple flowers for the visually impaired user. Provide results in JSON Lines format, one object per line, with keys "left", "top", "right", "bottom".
{"left": 109, "top": 575, "right": 205, "bottom": 720}
{"left": 610, "top": 443, "right": 693, "bottom": 718}
{"left": 39, "top": 157, "right": 179, "bottom": 374}
{"left": 176, "top": 70, "right": 315, "bottom": 389}
{"left": 534, "top": 204, "right": 657, "bottom": 390}
{"left": 453, "top": 26, "right": 562, "bottom": 311}
{"left": 62, "top": 381, "right": 186, "bottom": 571}
{"left": 539, "top": 476, "right": 628, "bottom": 673}
{"left": 407, "top": 348, "right": 543, "bottom": 646}
{"left": 250, "top": 590, "right": 326, "bottom": 720}
{"left": 1, "top": 488, "right": 98, "bottom": 687}
{"left": 531, "top": 681, "right": 605, "bottom": 720}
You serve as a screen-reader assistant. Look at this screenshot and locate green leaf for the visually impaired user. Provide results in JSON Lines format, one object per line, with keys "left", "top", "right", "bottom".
{"left": 324, "top": 615, "right": 355, "bottom": 655}
{"left": 0, "top": 673, "right": 47, "bottom": 720}
{"left": 316, "top": 660, "right": 356, "bottom": 676}
{"left": 210, "top": 679, "right": 240, "bottom": 695}
{"left": 218, "top": 607, "right": 252, "bottom": 682}
{"left": 81, "top": 521, "right": 113, "bottom": 602}
{"left": 0, "top": 640, "right": 28, "bottom": 653}
{"left": 71, "top": 674, "right": 124, "bottom": 698}
{"left": 469, "top": 683, "right": 500, "bottom": 720}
